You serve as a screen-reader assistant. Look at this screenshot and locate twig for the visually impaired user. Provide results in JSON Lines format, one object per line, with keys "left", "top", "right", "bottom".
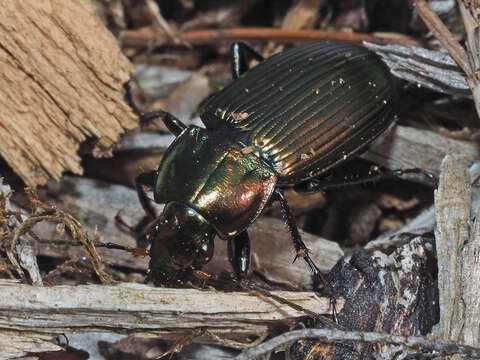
{"left": 434, "top": 155, "right": 471, "bottom": 341}
{"left": 204, "top": 329, "right": 270, "bottom": 350}
{"left": 0, "top": 279, "right": 335, "bottom": 344}
{"left": 411, "top": 0, "right": 472, "bottom": 76}
{"left": 121, "top": 27, "right": 425, "bottom": 48}
{"left": 458, "top": 0, "right": 480, "bottom": 120}
{"left": 144, "top": 0, "right": 190, "bottom": 48}
{"left": 234, "top": 328, "right": 480, "bottom": 360}
{"left": 412, "top": 0, "right": 480, "bottom": 119}
{"left": 25, "top": 189, "right": 110, "bottom": 283}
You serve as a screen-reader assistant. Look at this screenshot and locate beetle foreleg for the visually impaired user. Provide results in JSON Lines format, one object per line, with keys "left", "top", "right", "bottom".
{"left": 231, "top": 42, "right": 264, "bottom": 79}
{"left": 136, "top": 170, "right": 159, "bottom": 220}
{"left": 274, "top": 187, "right": 339, "bottom": 324}
{"left": 227, "top": 230, "right": 251, "bottom": 277}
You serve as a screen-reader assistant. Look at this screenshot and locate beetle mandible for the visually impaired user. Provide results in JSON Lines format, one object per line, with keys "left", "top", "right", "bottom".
{"left": 135, "top": 41, "right": 395, "bottom": 288}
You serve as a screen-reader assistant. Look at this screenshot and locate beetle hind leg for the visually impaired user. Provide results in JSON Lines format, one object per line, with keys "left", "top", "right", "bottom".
{"left": 274, "top": 188, "right": 339, "bottom": 323}
{"left": 295, "top": 165, "right": 437, "bottom": 193}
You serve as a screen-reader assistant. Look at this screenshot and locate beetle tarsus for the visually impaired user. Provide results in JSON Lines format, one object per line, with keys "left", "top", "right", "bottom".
{"left": 293, "top": 248, "right": 309, "bottom": 264}
{"left": 274, "top": 188, "right": 320, "bottom": 273}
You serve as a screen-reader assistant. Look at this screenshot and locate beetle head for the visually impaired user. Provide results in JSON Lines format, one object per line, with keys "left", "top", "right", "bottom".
{"left": 148, "top": 201, "right": 215, "bottom": 286}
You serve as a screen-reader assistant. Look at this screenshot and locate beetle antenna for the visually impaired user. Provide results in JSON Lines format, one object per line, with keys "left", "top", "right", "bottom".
{"left": 93, "top": 242, "right": 149, "bottom": 257}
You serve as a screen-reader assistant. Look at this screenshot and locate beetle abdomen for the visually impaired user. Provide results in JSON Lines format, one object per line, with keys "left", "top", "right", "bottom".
{"left": 201, "top": 41, "right": 395, "bottom": 183}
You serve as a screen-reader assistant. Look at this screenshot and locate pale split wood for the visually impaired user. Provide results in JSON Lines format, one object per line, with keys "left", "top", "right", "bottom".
{"left": 433, "top": 156, "right": 480, "bottom": 357}
{"left": 434, "top": 155, "right": 471, "bottom": 340}
{"left": 0, "top": 330, "right": 61, "bottom": 359}
{"left": 0, "top": 279, "right": 342, "bottom": 358}
{"left": 0, "top": 0, "right": 138, "bottom": 186}
{"left": 461, "top": 214, "right": 480, "bottom": 349}
{"left": 458, "top": 0, "right": 480, "bottom": 123}
{"left": 412, "top": 0, "right": 480, "bottom": 121}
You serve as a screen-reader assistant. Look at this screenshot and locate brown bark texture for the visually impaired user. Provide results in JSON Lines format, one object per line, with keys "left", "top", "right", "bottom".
{"left": 0, "top": 0, "right": 138, "bottom": 186}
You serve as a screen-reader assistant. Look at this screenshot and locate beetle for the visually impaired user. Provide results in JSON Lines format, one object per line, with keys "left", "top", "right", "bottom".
{"left": 134, "top": 41, "right": 395, "bottom": 292}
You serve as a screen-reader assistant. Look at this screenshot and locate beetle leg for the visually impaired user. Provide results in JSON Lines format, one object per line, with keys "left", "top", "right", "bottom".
{"left": 124, "top": 80, "right": 186, "bottom": 135}
{"left": 273, "top": 188, "right": 324, "bottom": 277}
{"left": 227, "top": 230, "right": 251, "bottom": 277}
{"left": 140, "top": 110, "right": 187, "bottom": 136}
{"left": 274, "top": 187, "right": 339, "bottom": 323}
{"left": 231, "top": 42, "right": 264, "bottom": 79}
{"left": 295, "top": 167, "right": 437, "bottom": 193}
{"left": 136, "top": 170, "right": 159, "bottom": 220}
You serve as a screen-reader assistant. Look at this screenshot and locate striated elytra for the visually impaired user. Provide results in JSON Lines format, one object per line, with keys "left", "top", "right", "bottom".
{"left": 136, "top": 41, "right": 396, "bottom": 287}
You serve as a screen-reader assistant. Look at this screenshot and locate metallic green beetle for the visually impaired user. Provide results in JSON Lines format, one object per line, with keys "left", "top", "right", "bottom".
{"left": 136, "top": 41, "right": 395, "bottom": 287}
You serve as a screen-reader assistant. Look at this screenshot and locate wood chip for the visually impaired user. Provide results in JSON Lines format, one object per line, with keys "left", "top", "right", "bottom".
{"left": 0, "top": 279, "right": 342, "bottom": 353}
{"left": 0, "top": 0, "right": 138, "bottom": 186}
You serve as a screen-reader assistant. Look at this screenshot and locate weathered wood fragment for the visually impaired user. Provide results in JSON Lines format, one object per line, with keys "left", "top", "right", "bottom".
{"left": 0, "top": 279, "right": 343, "bottom": 359}
{"left": 0, "top": 0, "right": 138, "bottom": 186}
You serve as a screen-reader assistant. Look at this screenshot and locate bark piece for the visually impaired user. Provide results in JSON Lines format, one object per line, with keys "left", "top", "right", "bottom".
{"left": 364, "top": 42, "right": 470, "bottom": 96}
{"left": 0, "top": 0, "right": 138, "bottom": 186}
{"left": 290, "top": 235, "right": 439, "bottom": 359}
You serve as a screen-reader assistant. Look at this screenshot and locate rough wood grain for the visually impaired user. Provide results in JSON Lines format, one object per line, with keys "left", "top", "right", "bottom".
{"left": 0, "top": 330, "right": 60, "bottom": 359}
{"left": 0, "top": 279, "right": 342, "bottom": 359}
{"left": 461, "top": 213, "right": 480, "bottom": 349}
{"left": 434, "top": 156, "right": 471, "bottom": 349}
{"left": 0, "top": 0, "right": 138, "bottom": 186}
